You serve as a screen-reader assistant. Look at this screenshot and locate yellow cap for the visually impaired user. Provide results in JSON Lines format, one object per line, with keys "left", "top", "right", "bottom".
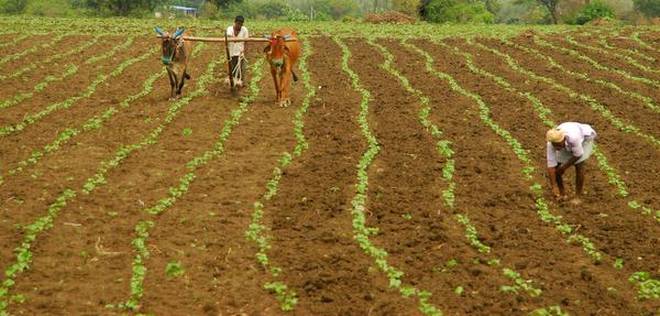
{"left": 546, "top": 128, "right": 565, "bottom": 143}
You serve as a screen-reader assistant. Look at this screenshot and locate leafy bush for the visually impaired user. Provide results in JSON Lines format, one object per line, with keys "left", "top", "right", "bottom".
{"left": 0, "top": 0, "right": 28, "bottom": 14}
{"left": 25, "top": 0, "right": 75, "bottom": 17}
{"left": 199, "top": 1, "right": 218, "bottom": 19}
{"left": 574, "top": 0, "right": 616, "bottom": 25}
{"left": 634, "top": 0, "right": 660, "bottom": 18}
{"left": 422, "top": 0, "right": 495, "bottom": 23}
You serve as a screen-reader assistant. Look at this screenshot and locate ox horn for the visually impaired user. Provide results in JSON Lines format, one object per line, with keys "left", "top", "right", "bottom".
{"left": 154, "top": 27, "right": 165, "bottom": 36}
{"left": 283, "top": 34, "right": 291, "bottom": 40}
{"left": 173, "top": 27, "right": 185, "bottom": 39}
{"left": 263, "top": 34, "right": 272, "bottom": 39}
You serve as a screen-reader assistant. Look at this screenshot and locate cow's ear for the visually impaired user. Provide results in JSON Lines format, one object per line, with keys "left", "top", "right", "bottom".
{"left": 263, "top": 45, "right": 270, "bottom": 53}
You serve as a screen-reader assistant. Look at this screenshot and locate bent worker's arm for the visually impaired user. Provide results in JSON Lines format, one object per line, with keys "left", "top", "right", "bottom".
{"left": 546, "top": 143, "right": 562, "bottom": 198}
{"left": 547, "top": 166, "right": 561, "bottom": 198}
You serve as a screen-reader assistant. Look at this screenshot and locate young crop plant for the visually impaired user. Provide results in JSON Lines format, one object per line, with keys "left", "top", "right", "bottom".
{"left": 500, "top": 268, "right": 542, "bottom": 297}
{"left": 372, "top": 38, "right": 547, "bottom": 301}
{"left": 0, "top": 33, "right": 29, "bottom": 49}
{"left": 81, "top": 47, "right": 218, "bottom": 195}
{"left": 1, "top": 53, "right": 219, "bottom": 312}
{"left": 596, "top": 34, "right": 656, "bottom": 64}
{"left": 336, "top": 36, "right": 441, "bottom": 316}
{"left": 119, "top": 58, "right": 266, "bottom": 313}
{"left": 245, "top": 37, "right": 316, "bottom": 311}
{"left": 0, "top": 47, "right": 157, "bottom": 137}
{"left": 0, "top": 44, "right": 210, "bottom": 186}
{"left": 628, "top": 272, "right": 660, "bottom": 300}
{"left": 144, "top": 58, "right": 265, "bottom": 216}
{"left": 471, "top": 39, "right": 659, "bottom": 149}
{"left": 0, "top": 64, "right": 77, "bottom": 111}
{"left": 629, "top": 32, "right": 659, "bottom": 53}
{"left": 529, "top": 305, "right": 569, "bottom": 316}
{"left": 501, "top": 39, "right": 658, "bottom": 114}
{"left": 0, "top": 32, "right": 70, "bottom": 66}
{"left": 84, "top": 36, "right": 135, "bottom": 65}
{"left": 458, "top": 40, "right": 659, "bottom": 222}
{"left": 564, "top": 35, "right": 659, "bottom": 75}
{"left": 533, "top": 36, "right": 660, "bottom": 89}
{"left": 165, "top": 261, "right": 185, "bottom": 278}
{"left": 0, "top": 35, "right": 105, "bottom": 81}
{"left": 405, "top": 40, "right": 603, "bottom": 264}
{"left": 0, "top": 189, "right": 76, "bottom": 313}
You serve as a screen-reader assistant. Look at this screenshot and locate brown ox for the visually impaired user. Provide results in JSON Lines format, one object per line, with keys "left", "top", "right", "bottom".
{"left": 155, "top": 27, "right": 193, "bottom": 100}
{"left": 263, "top": 28, "right": 300, "bottom": 107}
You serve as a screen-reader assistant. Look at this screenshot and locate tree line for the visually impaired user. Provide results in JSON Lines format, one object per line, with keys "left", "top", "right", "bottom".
{"left": 1, "top": 0, "right": 658, "bottom": 24}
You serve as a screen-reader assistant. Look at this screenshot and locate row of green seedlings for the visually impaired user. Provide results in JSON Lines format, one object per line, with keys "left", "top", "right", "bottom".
{"left": 0, "top": 39, "right": 192, "bottom": 186}
{"left": 369, "top": 39, "right": 544, "bottom": 301}
{"left": 334, "top": 36, "right": 442, "bottom": 316}
{"left": 0, "top": 34, "right": 108, "bottom": 82}
{"left": 0, "top": 36, "right": 133, "bottom": 111}
{"left": 245, "top": 35, "right": 315, "bottom": 311}
{"left": 440, "top": 41, "right": 660, "bottom": 300}
{"left": 470, "top": 38, "right": 660, "bottom": 148}
{"left": 533, "top": 35, "right": 660, "bottom": 89}
{"left": 409, "top": 40, "right": 603, "bottom": 264}
{"left": 0, "top": 65, "right": 78, "bottom": 111}
{"left": 0, "top": 33, "right": 30, "bottom": 49}
{"left": 465, "top": 39, "right": 660, "bottom": 222}
{"left": 0, "top": 47, "right": 156, "bottom": 137}
{"left": 564, "top": 35, "right": 659, "bottom": 75}
{"left": 0, "top": 44, "right": 214, "bottom": 313}
{"left": 500, "top": 38, "right": 658, "bottom": 114}
{"left": 116, "top": 58, "right": 266, "bottom": 312}
{"left": 594, "top": 32, "right": 656, "bottom": 64}
{"left": 80, "top": 44, "right": 215, "bottom": 195}
{"left": 629, "top": 32, "right": 659, "bottom": 54}
{"left": 0, "top": 32, "right": 71, "bottom": 66}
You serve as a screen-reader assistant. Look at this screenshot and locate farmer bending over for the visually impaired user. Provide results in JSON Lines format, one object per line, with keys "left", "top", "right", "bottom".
{"left": 225, "top": 15, "right": 249, "bottom": 87}
{"left": 546, "top": 122, "right": 597, "bottom": 204}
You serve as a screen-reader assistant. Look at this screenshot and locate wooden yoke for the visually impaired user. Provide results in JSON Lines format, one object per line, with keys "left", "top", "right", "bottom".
{"left": 156, "top": 35, "right": 298, "bottom": 43}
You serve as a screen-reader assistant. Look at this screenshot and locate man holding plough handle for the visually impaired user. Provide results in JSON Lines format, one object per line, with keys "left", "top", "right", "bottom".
{"left": 225, "top": 15, "right": 249, "bottom": 88}
{"left": 546, "top": 122, "right": 597, "bottom": 205}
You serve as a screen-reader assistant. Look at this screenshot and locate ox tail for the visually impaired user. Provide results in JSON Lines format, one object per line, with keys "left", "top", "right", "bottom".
{"left": 292, "top": 71, "right": 298, "bottom": 82}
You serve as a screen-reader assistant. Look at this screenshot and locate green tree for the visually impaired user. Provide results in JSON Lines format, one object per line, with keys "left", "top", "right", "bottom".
{"left": 0, "top": 0, "right": 28, "bottom": 14}
{"left": 634, "top": 0, "right": 660, "bottom": 17}
{"left": 574, "top": 0, "right": 615, "bottom": 24}
{"left": 420, "top": 0, "right": 495, "bottom": 23}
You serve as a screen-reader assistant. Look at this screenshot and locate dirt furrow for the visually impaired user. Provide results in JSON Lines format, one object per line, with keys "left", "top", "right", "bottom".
{"left": 1, "top": 48, "right": 237, "bottom": 315}
{"left": 541, "top": 34, "right": 660, "bottom": 83}
{"left": 463, "top": 38, "right": 660, "bottom": 210}
{"left": 138, "top": 63, "right": 300, "bottom": 315}
{"left": 258, "top": 37, "right": 421, "bottom": 315}
{"left": 443, "top": 39, "right": 659, "bottom": 277}
{"left": 501, "top": 36, "right": 660, "bottom": 126}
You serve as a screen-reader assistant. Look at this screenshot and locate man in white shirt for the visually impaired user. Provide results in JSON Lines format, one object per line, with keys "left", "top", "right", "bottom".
{"left": 225, "top": 15, "right": 249, "bottom": 87}
{"left": 546, "top": 122, "right": 597, "bottom": 203}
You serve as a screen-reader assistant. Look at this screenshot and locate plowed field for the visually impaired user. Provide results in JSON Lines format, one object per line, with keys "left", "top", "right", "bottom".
{"left": 0, "top": 20, "right": 658, "bottom": 316}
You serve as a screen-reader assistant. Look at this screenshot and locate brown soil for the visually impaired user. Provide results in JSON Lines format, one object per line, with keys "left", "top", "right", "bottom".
{"left": 260, "top": 37, "right": 420, "bottom": 315}
{"left": 432, "top": 38, "right": 658, "bottom": 310}
{"left": 468, "top": 37, "right": 660, "bottom": 209}
{"left": 1, "top": 29, "right": 658, "bottom": 315}
{"left": 392, "top": 38, "right": 650, "bottom": 315}
{"left": 540, "top": 34, "right": 660, "bottom": 83}
{"left": 0, "top": 37, "right": 158, "bottom": 262}
{"left": 5, "top": 45, "right": 227, "bottom": 314}
{"left": 0, "top": 33, "right": 52, "bottom": 58}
